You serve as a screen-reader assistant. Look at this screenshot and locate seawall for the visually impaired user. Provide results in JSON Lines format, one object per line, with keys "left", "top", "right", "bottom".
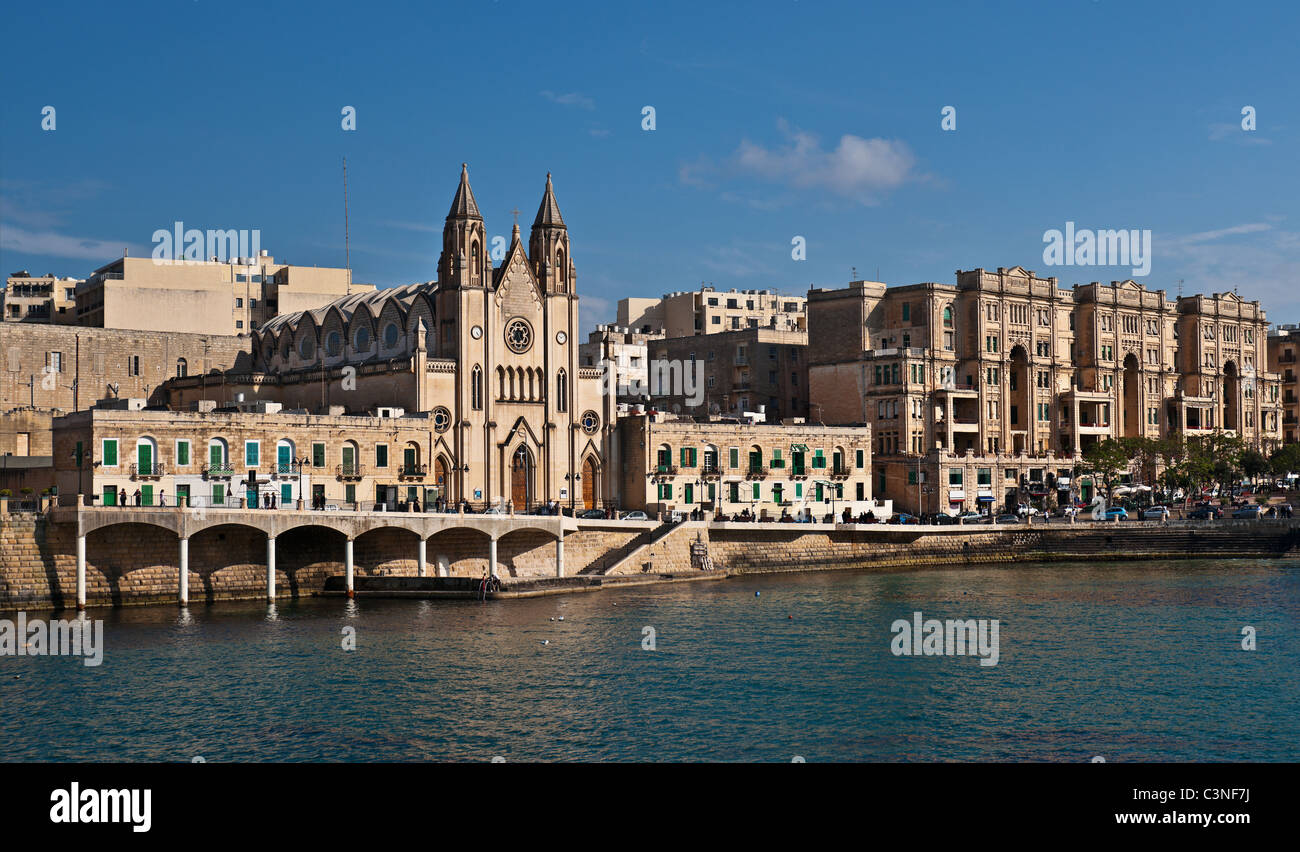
{"left": 2, "top": 512, "right": 1297, "bottom": 611}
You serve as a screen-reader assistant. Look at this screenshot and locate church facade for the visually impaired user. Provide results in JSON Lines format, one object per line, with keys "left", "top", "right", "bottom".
{"left": 165, "top": 166, "right": 613, "bottom": 510}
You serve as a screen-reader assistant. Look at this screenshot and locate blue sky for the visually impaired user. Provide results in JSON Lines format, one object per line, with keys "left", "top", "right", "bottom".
{"left": 3, "top": 0, "right": 1298, "bottom": 329}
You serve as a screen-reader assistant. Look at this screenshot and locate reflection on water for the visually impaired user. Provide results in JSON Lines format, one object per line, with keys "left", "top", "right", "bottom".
{"left": 2, "top": 559, "right": 1297, "bottom": 762}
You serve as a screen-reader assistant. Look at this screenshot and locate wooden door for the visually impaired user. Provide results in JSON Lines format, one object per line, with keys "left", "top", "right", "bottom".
{"left": 582, "top": 457, "right": 596, "bottom": 509}
{"left": 511, "top": 447, "right": 530, "bottom": 508}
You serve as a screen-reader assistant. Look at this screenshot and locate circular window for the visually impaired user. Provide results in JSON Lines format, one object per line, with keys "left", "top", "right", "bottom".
{"left": 432, "top": 406, "right": 451, "bottom": 433}
{"left": 383, "top": 322, "right": 400, "bottom": 348}
{"left": 354, "top": 325, "right": 371, "bottom": 351}
{"left": 580, "top": 410, "right": 600, "bottom": 434}
{"left": 326, "top": 331, "right": 341, "bottom": 356}
{"left": 298, "top": 336, "right": 315, "bottom": 359}
{"left": 505, "top": 318, "right": 533, "bottom": 354}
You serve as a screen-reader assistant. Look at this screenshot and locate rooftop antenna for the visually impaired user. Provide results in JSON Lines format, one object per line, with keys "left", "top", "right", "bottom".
{"left": 851, "top": 266, "right": 857, "bottom": 280}
{"left": 1177, "top": 278, "right": 1184, "bottom": 299}
{"left": 343, "top": 157, "right": 352, "bottom": 295}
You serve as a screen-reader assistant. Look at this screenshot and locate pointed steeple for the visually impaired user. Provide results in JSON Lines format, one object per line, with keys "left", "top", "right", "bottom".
{"left": 447, "top": 163, "right": 482, "bottom": 220}
{"left": 533, "top": 172, "right": 565, "bottom": 228}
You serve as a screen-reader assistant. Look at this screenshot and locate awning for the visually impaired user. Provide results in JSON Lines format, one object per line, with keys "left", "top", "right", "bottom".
{"left": 976, "top": 495, "right": 996, "bottom": 502}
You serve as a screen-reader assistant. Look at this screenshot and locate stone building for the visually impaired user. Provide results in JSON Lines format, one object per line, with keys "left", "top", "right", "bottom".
{"left": 615, "top": 412, "right": 884, "bottom": 519}
{"left": 161, "top": 166, "right": 611, "bottom": 511}
{"left": 808, "top": 266, "right": 1282, "bottom": 514}
{"left": 1267, "top": 324, "right": 1300, "bottom": 444}
{"left": 75, "top": 251, "right": 370, "bottom": 335}
{"left": 617, "top": 285, "right": 806, "bottom": 337}
{"left": 578, "top": 324, "right": 664, "bottom": 402}
{"left": 50, "top": 404, "right": 485, "bottom": 510}
{"left": 647, "top": 327, "right": 809, "bottom": 422}
{"left": 3, "top": 272, "right": 81, "bottom": 324}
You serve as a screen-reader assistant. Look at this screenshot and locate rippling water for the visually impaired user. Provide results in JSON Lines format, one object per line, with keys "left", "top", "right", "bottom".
{"left": 3, "top": 558, "right": 1297, "bottom": 762}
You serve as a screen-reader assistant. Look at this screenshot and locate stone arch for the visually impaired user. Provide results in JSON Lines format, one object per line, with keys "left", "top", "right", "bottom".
{"left": 510, "top": 442, "right": 535, "bottom": 509}
{"left": 496, "top": 527, "right": 561, "bottom": 579}
{"left": 1122, "top": 352, "right": 1141, "bottom": 438}
{"left": 581, "top": 453, "right": 599, "bottom": 509}
{"left": 353, "top": 526, "right": 422, "bottom": 577}
{"left": 427, "top": 526, "right": 493, "bottom": 578}
{"left": 1223, "top": 360, "right": 1239, "bottom": 432}
{"left": 1008, "top": 344, "right": 1030, "bottom": 453}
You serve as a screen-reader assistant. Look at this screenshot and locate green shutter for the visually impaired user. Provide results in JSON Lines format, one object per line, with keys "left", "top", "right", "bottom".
{"left": 103, "top": 486, "right": 116, "bottom": 506}
{"left": 177, "top": 441, "right": 189, "bottom": 466}
{"left": 245, "top": 441, "right": 259, "bottom": 467}
{"left": 376, "top": 445, "right": 388, "bottom": 467}
{"left": 212, "top": 484, "right": 225, "bottom": 505}
{"left": 102, "top": 439, "right": 117, "bottom": 467}
{"left": 210, "top": 443, "right": 222, "bottom": 468}
{"left": 752, "top": 482, "right": 760, "bottom": 500}
{"left": 313, "top": 443, "right": 326, "bottom": 467}
{"left": 729, "top": 448, "right": 739, "bottom": 468}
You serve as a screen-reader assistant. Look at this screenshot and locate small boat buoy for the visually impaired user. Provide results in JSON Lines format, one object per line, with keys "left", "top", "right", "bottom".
{"left": 541, "top": 640, "right": 550, "bottom": 645}
{"left": 558, "top": 615, "right": 564, "bottom": 621}
{"left": 755, "top": 591, "right": 761, "bottom": 597}
{"left": 788, "top": 615, "right": 793, "bottom": 619}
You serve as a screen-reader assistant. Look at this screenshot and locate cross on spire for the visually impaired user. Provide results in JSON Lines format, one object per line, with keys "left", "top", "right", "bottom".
{"left": 511, "top": 207, "right": 521, "bottom": 226}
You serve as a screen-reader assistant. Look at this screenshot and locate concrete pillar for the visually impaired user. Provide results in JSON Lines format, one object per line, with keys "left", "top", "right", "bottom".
{"left": 76, "top": 534, "right": 86, "bottom": 610}
{"left": 489, "top": 537, "right": 498, "bottom": 579}
{"left": 556, "top": 537, "right": 565, "bottom": 578}
{"left": 417, "top": 538, "right": 427, "bottom": 578}
{"left": 345, "top": 538, "right": 355, "bottom": 597}
{"left": 266, "top": 536, "right": 276, "bottom": 601}
{"left": 179, "top": 537, "right": 189, "bottom": 606}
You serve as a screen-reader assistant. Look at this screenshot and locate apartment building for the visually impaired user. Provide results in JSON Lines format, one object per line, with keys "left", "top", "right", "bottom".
{"left": 809, "top": 266, "right": 1282, "bottom": 514}
{"left": 75, "top": 251, "right": 372, "bottom": 335}
{"left": 647, "top": 327, "right": 809, "bottom": 422}
{"left": 615, "top": 412, "right": 884, "bottom": 519}
{"left": 617, "top": 285, "right": 807, "bottom": 337}
{"left": 3, "top": 272, "right": 81, "bottom": 324}
{"left": 1267, "top": 324, "right": 1300, "bottom": 443}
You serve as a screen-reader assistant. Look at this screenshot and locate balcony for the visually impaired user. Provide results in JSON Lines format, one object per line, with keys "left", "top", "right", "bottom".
{"left": 830, "top": 465, "right": 852, "bottom": 480}
{"left": 272, "top": 462, "right": 305, "bottom": 478}
{"left": 398, "top": 463, "right": 428, "bottom": 480}
{"left": 653, "top": 465, "right": 679, "bottom": 478}
{"left": 129, "top": 462, "right": 165, "bottom": 480}
{"left": 201, "top": 464, "right": 234, "bottom": 479}
{"left": 789, "top": 465, "right": 808, "bottom": 479}
{"left": 336, "top": 464, "right": 365, "bottom": 480}
{"left": 746, "top": 466, "right": 768, "bottom": 479}
{"left": 701, "top": 464, "right": 721, "bottom": 478}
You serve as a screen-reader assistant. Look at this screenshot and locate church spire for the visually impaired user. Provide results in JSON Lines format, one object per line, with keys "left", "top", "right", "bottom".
{"left": 447, "top": 163, "right": 482, "bottom": 220}
{"left": 533, "top": 172, "right": 565, "bottom": 228}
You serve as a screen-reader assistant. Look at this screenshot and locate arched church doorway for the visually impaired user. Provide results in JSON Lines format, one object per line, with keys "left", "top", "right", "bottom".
{"left": 511, "top": 445, "right": 533, "bottom": 509}
{"left": 582, "top": 456, "right": 597, "bottom": 509}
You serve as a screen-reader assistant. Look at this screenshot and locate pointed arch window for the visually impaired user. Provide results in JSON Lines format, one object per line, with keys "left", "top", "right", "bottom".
{"left": 471, "top": 240, "right": 481, "bottom": 279}
{"left": 471, "top": 365, "right": 483, "bottom": 410}
{"left": 556, "top": 248, "right": 567, "bottom": 291}
{"left": 557, "top": 369, "right": 568, "bottom": 412}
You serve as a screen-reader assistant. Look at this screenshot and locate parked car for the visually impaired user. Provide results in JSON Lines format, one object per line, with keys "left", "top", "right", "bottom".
{"left": 1142, "top": 506, "right": 1170, "bottom": 521}
{"left": 956, "top": 512, "right": 984, "bottom": 524}
{"left": 577, "top": 508, "right": 607, "bottom": 519}
{"left": 928, "top": 513, "right": 959, "bottom": 525}
{"left": 1101, "top": 507, "right": 1128, "bottom": 521}
{"left": 992, "top": 514, "right": 1021, "bottom": 524}
{"left": 668, "top": 509, "right": 686, "bottom": 523}
{"left": 887, "top": 512, "right": 919, "bottom": 525}
{"left": 482, "top": 505, "right": 508, "bottom": 515}
{"left": 1187, "top": 505, "right": 1221, "bottom": 520}
{"left": 1233, "top": 504, "right": 1264, "bottom": 520}
{"left": 622, "top": 510, "right": 649, "bottom": 521}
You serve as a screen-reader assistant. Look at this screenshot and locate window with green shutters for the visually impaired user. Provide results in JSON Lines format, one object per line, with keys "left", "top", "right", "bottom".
{"left": 680, "top": 447, "right": 696, "bottom": 467}
{"left": 728, "top": 482, "right": 739, "bottom": 503}
{"left": 102, "top": 439, "right": 118, "bottom": 467}
{"left": 949, "top": 469, "right": 963, "bottom": 486}
{"left": 795, "top": 482, "right": 802, "bottom": 498}
{"left": 908, "top": 470, "right": 917, "bottom": 485}
{"left": 856, "top": 449, "right": 865, "bottom": 468}
{"left": 176, "top": 440, "right": 190, "bottom": 466}
{"left": 103, "top": 486, "right": 117, "bottom": 506}
{"left": 376, "top": 444, "right": 388, "bottom": 467}
{"left": 772, "top": 483, "right": 783, "bottom": 503}
{"left": 752, "top": 482, "right": 761, "bottom": 500}
{"left": 212, "top": 484, "right": 225, "bottom": 505}
{"left": 345, "top": 484, "right": 356, "bottom": 504}
{"left": 312, "top": 443, "right": 325, "bottom": 467}
{"left": 684, "top": 484, "right": 694, "bottom": 504}
{"left": 835, "top": 484, "right": 843, "bottom": 499}
{"left": 771, "top": 448, "right": 783, "bottom": 468}
{"left": 729, "top": 447, "right": 739, "bottom": 468}
{"left": 813, "top": 449, "right": 826, "bottom": 468}
{"left": 244, "top": 441, "right": 259, "bottom": 467}
{"left": 657, "top": 484, "right": 672, "bottom": 500}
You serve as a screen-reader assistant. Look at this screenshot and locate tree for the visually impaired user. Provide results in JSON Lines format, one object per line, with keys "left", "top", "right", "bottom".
{"left": 1081, "top": 439, "right": 1130, "bottom": 497}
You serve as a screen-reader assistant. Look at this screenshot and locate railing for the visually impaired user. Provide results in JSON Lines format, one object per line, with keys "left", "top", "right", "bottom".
{"left": 398, "top": 463, "right": 428, "bottom": 479}
{"left": 746, "top": 466, "right": 768, "bottom": 479}
{"left": 274, "top": 462, "right": 305, "bottom": 476}
{"left": 336, "top": 464, "right": 365, "bottom": 479}
{"left": 130, "top": 462, "right": 165, "bottom": 479}
{"left": 830, "top": 465, "right": 852, "bottom": 479}
{"left": 701, "top": 463, "right": 721, "bottom": 477}
{"left": 654, "top": 465, "right": 679, "bottom": 477}
{"left": 202, "top": 464, "right": 235, "bottom": 478}
{"left": 1079, "top": 421, "right": 1110, "bottom": 428}
{"left": 790, "top": 466, "right": 807, "bottom": 478}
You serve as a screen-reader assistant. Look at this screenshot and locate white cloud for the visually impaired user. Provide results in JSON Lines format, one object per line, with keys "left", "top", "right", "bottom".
{"left": 732, "top": 120, "right": 916, "bottom": 203}
{"left": 0, "top": 224, "right": 143, "bottom": 262}
{"left": 540, "top": 90, "right": 596, "bottom": 111}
